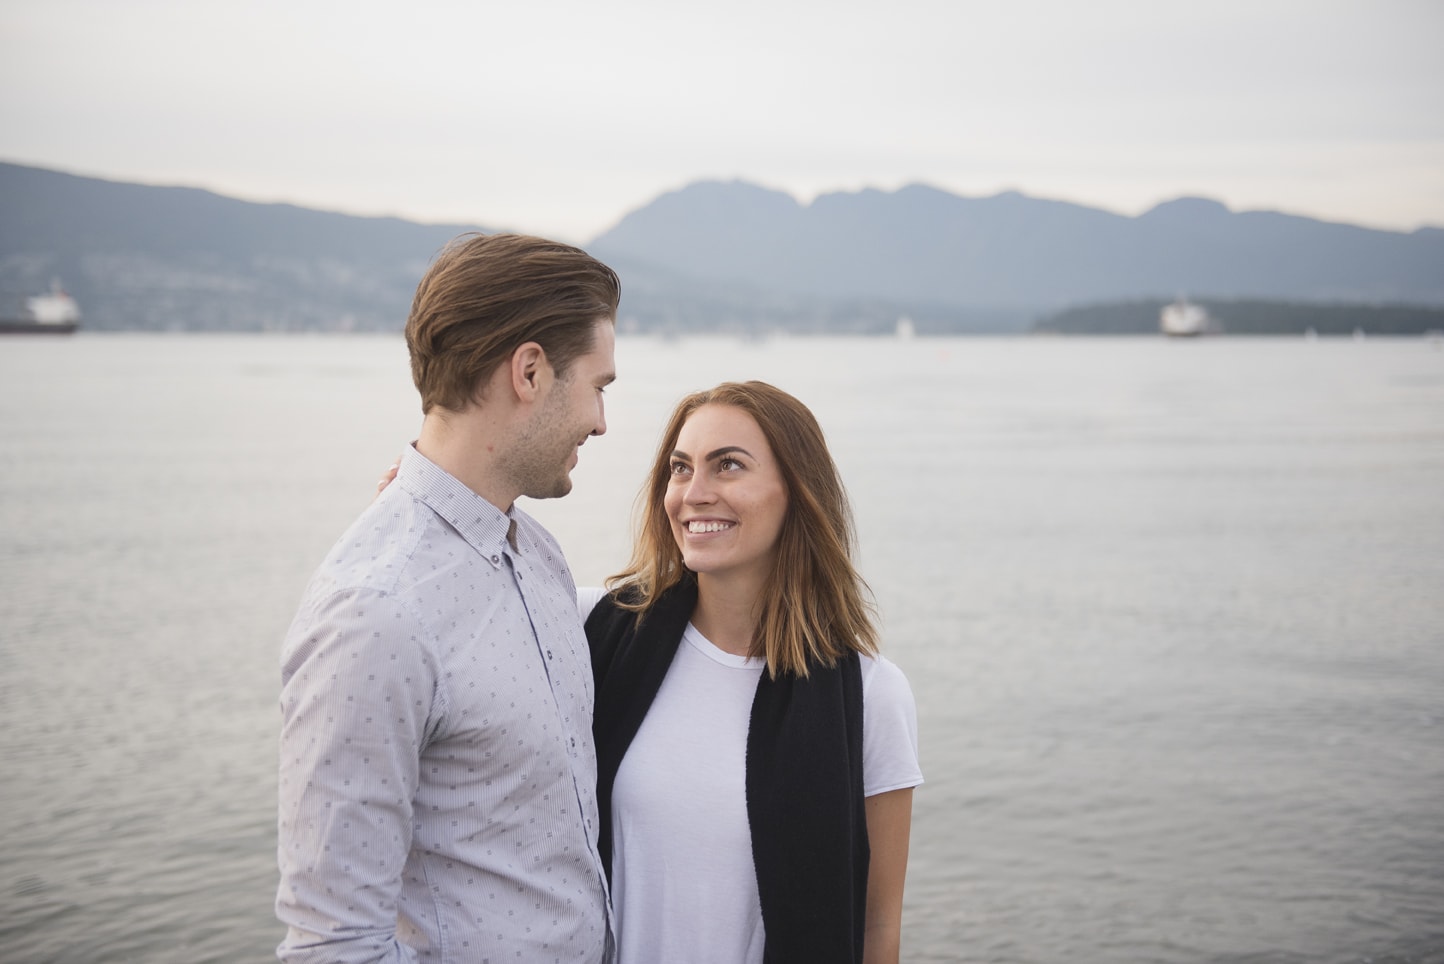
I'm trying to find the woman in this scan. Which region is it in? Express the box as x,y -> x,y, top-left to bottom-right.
581,380 -> 921,964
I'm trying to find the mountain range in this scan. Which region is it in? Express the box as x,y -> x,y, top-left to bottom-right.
3,161 -> 1441,333
0,162 -> 485,331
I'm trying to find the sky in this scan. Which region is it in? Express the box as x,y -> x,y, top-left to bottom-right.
2,0 -> 1442,244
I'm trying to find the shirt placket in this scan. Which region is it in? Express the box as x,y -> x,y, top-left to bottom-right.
503,539 -> 615,948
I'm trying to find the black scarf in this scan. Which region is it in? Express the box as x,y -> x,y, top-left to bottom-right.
585,579 -> 869,964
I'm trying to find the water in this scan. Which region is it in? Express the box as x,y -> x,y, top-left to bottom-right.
2,333 -> 1442,963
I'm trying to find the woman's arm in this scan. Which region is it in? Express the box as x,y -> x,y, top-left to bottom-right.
862,787 -> 914,964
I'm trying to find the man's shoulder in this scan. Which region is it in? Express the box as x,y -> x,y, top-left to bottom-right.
284,497 -> 442,667
311,491 -> 441,596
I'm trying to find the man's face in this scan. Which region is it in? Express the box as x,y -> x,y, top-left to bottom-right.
513,319 -> 616,500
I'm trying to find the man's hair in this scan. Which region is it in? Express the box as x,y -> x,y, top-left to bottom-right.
608,380 -> 879,677
405,233 -> 620,413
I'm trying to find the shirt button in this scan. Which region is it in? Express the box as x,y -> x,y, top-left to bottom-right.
546,650 -> 553,659
490,555 -> 500,564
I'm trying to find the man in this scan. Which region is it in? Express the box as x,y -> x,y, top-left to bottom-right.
276,233 -> 620,963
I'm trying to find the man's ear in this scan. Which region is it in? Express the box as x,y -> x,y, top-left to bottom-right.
510,342 -> 550,402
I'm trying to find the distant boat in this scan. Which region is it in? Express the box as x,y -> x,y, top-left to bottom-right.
1,281 -> 81,335
1160,297 -> 1210,337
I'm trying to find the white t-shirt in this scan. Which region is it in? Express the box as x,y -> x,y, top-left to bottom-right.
577,587 -> 923,964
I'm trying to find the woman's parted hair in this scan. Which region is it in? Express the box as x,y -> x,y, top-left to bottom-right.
406,233 -> 620,413
608,380 -> 879,677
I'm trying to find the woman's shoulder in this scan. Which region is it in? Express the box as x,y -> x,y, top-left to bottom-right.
857,651 -> 923,791
858,651 -> 913,695
857,652 -> 921,723
577,583 -> 650,621
576,585 -> 609,619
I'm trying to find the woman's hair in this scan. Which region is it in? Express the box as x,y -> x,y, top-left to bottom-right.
608,380 -> 878,677
406,233 -> 620,414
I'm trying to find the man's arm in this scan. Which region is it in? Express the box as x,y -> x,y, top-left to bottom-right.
276,588 -> 437,964
862,787 -> 914,964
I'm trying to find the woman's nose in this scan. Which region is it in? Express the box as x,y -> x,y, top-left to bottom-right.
683,473 -> 714,504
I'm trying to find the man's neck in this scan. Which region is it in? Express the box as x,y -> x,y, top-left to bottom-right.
415,407 -> 517,512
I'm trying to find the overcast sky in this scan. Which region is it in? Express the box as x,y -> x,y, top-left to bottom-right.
2,0 -> 1441,243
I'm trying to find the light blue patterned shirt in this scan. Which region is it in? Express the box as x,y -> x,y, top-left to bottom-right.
277,447 -> 612,964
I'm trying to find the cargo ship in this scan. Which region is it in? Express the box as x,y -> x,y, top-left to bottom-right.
1,282 -> 81,334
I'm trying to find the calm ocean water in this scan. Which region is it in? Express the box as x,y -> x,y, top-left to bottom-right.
1,332 -> 1442,963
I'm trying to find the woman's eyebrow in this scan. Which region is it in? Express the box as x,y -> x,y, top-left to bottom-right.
705,445 -> 753,461
670,445 -> 755,462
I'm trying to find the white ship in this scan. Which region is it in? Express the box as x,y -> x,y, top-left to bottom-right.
1160,297 -> 1209,337
1,281 -> 81,334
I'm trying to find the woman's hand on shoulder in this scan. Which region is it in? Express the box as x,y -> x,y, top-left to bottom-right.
374,456 -> 402,502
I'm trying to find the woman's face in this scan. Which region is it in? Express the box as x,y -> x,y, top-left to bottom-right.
663,404 -> 789,586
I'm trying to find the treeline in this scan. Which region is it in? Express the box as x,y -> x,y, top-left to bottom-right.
1032,299 -> 1444,335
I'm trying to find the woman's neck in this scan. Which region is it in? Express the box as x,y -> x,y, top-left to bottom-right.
690,572 -> 764,657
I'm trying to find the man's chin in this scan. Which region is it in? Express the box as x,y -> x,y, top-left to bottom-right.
525,476 -> 573,501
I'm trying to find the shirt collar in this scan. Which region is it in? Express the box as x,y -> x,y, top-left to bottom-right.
395,445 -> 516,569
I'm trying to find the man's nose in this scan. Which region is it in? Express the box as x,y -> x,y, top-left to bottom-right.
590,397 -> 607,437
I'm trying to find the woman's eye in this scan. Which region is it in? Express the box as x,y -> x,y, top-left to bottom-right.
669,462 -> 690,476
719,457 -> 741,471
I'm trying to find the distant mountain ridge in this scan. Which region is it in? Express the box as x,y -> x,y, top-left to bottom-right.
0,162 -> 488,330
3,161 -> 1442,333
589,180 -> 1444,320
